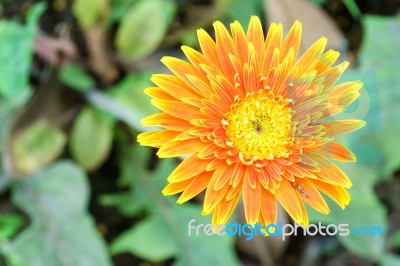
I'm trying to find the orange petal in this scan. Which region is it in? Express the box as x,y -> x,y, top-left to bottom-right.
158,137 -> 207,158
276,179 -> 305,224
312,157 -> 352,188
151,74 -> 201,100
197,28 -> 221,69
162,178 -> 194,195
315,49 -> 340,74
320,61 -> 350,90
214,163 -> 236,191
312,179 -> 350,209
226,176 -> 243,200
161,57 -> 209,95
323,91 -> 360,117
213,21 -> 237,79
144,87 -> 175,100
247,16 -> 264,66
203,168 -> 231,214
186,74 -> 215,98
206,157 -> 226,171
260,188 -> 277,225
298,193 -> 309,226
271,48 -> 295,96
295,178 -> 330,215
181,45 -> 216,79
176,171 -> 213,203
197,144 -> 222,159
231,20 -> 248,64
166,153 -> 210,182
308,142 -> 356,162
242,175 -> 261,225
141,113 -> 192,131
230,163 -> 246,188
137,130 -> 180,148
262,23 -> 283,76
281,20 -> 302,60
319,120 -> 366,137
212,193 -> 240,225
151,99 -> 204,120
295,37 -> 327,73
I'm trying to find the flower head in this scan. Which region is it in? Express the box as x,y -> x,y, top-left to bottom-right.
138,16 -> 365,227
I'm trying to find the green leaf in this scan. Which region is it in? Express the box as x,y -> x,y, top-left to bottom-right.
0,214 -> 24,241
108,145 -> 240,265
379,253 -> 400,266
111,216 -> 177,261
108,73 -> 157,119
0,89 -> 32,148
357,16 -> 400,176
72,0 -> 109,29
343,0 -> 362,19
307,0 -> 327,5
115,0 -> 176,60
11,120 -> 66,175
226,0 -> 264,29
106,0 -> 135,24
70,107 -> 115,171
58,64 -> 95,91
4,161 -> 112,266
392,230 -> 400,248
86,73 -> 158,132
0,3 -> 45,99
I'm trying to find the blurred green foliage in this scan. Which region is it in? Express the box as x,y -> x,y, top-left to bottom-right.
0,0 -> 400,265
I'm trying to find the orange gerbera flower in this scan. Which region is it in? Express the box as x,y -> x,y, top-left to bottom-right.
137,16 -> 365,227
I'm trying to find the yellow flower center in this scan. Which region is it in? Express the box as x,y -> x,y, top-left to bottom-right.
225,89 -> 293,162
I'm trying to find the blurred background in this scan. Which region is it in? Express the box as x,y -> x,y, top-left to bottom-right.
0,0 -> 400,265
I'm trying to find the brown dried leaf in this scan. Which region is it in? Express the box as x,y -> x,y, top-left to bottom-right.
84,24 -> 119,84
34,35 -> 77,66
265,0 -> 346,54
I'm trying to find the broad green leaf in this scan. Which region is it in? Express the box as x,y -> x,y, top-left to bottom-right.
70,107 -> 115,171
0,88 -> 32,148
11,120 -> 66,175
108,73 -> 157,120
111,216 -> 177,261
108,145 -> 240,266
0,214 -> 24,241
343,0 -> 362,19
85,90 -> 144,131
87,73 -> 157,132
0,3 -> 45,99
227,0 -> 264,29
106,0 -> 135,24
308,163 -> 387,260
72,0 -> 109,29
115,0 -> 176,60
58,64 -> 95,91
357,16 -> 400,176
4,161 -> 112,266
308,0 -> 327,5
379,253 -> 400,266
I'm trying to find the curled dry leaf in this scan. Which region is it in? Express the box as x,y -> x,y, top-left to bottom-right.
84,24 -> 119,84
33,35 -> 77,66
265,0 -> 347,55
3,71 -> 79,177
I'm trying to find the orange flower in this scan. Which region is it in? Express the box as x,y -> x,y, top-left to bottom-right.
138,16 -> 365,227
